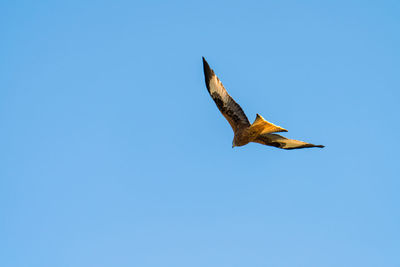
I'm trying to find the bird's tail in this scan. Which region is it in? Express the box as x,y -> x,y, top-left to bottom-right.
250,114 -> 288,134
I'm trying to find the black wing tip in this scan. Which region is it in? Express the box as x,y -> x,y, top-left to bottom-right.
202,57 -> 208,66
283,144 -> 325,150
202,57 -> 210,70
202,57 -> 214,92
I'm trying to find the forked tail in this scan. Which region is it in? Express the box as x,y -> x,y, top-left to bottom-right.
250,114 -> 288,134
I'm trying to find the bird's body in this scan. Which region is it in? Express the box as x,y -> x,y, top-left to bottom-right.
202,57 -> 324,150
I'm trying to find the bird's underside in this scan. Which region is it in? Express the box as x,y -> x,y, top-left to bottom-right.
202,57 -> 324,150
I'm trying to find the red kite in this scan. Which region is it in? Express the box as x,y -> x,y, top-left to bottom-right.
203,57 -> 324,150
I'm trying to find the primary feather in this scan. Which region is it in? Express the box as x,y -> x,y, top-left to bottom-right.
254,133 -> 325,150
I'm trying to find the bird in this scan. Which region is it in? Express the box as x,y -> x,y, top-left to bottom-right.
202,57 -> 324,150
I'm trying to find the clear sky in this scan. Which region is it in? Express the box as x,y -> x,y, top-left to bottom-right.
1,1 -> 399,266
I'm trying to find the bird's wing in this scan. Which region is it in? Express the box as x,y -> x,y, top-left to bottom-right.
203,57 -> 250,133
254,133 -> 324,150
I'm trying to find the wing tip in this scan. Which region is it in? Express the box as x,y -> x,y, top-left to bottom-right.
202,57 -> 211,70
202,56 -> 208,67
202,56 -> 214,91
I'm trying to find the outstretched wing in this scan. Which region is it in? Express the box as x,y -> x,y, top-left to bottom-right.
203,57 -> 250,133
254,133 -> 324,150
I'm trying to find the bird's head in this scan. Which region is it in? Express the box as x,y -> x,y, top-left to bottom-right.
232,140 -> 236,148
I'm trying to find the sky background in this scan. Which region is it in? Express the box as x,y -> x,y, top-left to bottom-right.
1,1 -> 400,266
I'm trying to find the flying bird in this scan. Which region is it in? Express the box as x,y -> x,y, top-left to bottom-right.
202,57 -> 324,150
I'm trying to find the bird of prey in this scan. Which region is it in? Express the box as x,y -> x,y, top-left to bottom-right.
202,57 -> 324,150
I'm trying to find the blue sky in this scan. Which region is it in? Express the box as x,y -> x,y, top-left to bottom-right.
1,1 -> 399,266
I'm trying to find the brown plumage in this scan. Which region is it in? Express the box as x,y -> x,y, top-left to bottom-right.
202,57 -> 324,150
